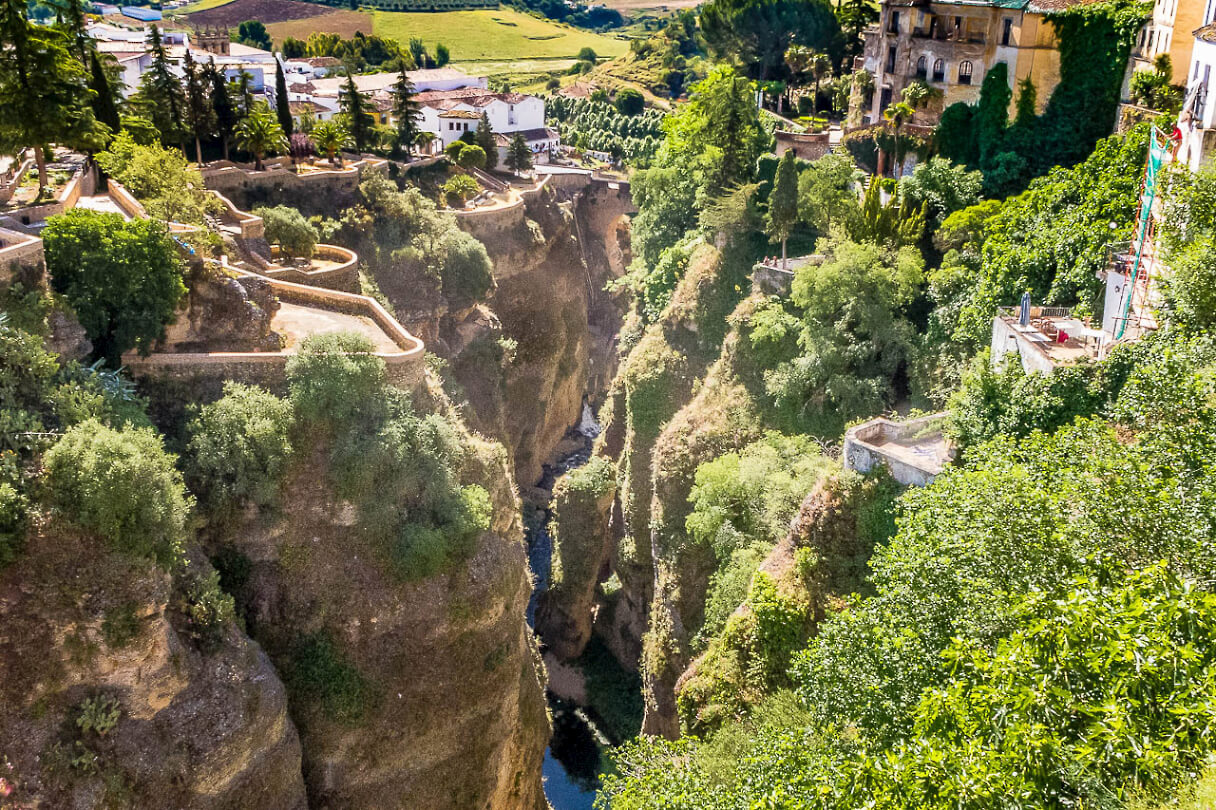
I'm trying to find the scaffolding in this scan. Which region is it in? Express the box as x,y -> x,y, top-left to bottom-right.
1113,126 -> 1170,341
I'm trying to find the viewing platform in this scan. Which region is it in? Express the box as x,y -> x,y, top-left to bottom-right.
844,413 -> 955,487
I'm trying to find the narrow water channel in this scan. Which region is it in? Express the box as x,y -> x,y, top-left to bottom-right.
526,405 -> 606,809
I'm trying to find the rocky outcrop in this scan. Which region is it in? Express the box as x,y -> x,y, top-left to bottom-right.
160,264 -> 282,353
536,456 -> 618,660
0,525 -> 307,809
208,386 -> 549,810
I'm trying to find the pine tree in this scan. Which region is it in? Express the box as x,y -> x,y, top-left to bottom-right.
182,50 -> 216,165
136,24 -> 185,147
340,73 -> 374,153
89,51 -> 122,137
0,2 -> 100,188
206,58 -> 237,160
274,58 -> 294,137
765,148 -> 798,269
505,132 -> 532,176
474,112 -> 497,171
390,68 -> 421,158
58,0 -> 88,59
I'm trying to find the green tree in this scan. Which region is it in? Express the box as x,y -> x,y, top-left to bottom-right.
765,148 -> 799,268
474,112 -> 497,171
442,173 -> 478,206
435,42 -> 450,66
577,46 -> 598,63
975,61 -> 1012,170
96,130 -> 220,224
881,100 -> 914,178
897,157 -> 983,230
286,331 -> 386,425
43,420 -> 190,566
340,74 -> 375,153
390,69 -> 421,159
182,49 -> 216,165
615,87 -> 645,116
274,58 -> 293,137
234,100 -> 288,170
255,204 -> 318,259
455,143 -> 486,170
749,238 -> 924,434
135,24 -> 185,148
237,19 -> 271,50
42,209 -> 186,362
89,51 -> 122,138
205,58 -> 237,161
311,118 -> 351,166
699,0 -> 839,80
797,151 -> 861,236
0,7 -> 100,189
505,132 -> 532,175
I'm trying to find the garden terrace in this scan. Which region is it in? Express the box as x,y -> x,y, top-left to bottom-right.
990,307 -> 1108,374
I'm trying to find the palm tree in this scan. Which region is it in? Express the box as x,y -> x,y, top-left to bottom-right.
882,101 -> 914,178
311,119 -> 351,167
811,53 -> 832,112
414,131 -> 436,155
234,102 -> 287,170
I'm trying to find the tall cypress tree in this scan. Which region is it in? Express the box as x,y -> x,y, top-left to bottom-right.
206,58 -> 237,160
764,148 -> 798,269
390,68 -> 421,158
274,58 -> 293,136
136,24 -> 185,147
474,111 -> 497,171
89,51 -> 121,137
182,49 -> 216,164
339,73 -> 374,153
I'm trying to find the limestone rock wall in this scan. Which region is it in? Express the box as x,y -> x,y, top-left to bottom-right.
0,528 -> 307,809
207,388 -> 549,810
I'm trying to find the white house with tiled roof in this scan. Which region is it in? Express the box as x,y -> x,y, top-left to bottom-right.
414,87 -> 547,149
1179,5 -> 1216,171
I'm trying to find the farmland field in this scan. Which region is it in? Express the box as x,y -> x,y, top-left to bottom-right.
371,8 -> 628,61
179,0 -> 628,63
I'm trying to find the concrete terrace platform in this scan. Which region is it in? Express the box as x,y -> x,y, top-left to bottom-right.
273,301 -> 400,353
844,413 -> 955,487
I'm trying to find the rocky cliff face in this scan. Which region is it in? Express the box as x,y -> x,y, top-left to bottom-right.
0,525 -> 307,809
205,383 -> 549,810
453,183 -> 631,489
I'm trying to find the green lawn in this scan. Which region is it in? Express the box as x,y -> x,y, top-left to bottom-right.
371,7 -> 629,61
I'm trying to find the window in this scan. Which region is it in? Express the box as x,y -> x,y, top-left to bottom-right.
880,86 -> 893,110
959,60 -> 973,84
932,58 -> 945,82
915,55 -> 927,78
953,15 -> 962,36
886,45 -> 897,72
888,10 -> 900,33
1002,18 -> 1013,45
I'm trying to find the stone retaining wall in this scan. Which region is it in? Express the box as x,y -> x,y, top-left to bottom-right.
0,225 -> 44,285
262,243 -> 360,292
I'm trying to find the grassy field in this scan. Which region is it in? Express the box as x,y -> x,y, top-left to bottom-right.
371,8 -> 629,61
181,1 -> 629,65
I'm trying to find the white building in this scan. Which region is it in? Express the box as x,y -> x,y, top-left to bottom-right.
415,88 -> 546,145
1179,13 -> 1216,171
89,22 -> 273,97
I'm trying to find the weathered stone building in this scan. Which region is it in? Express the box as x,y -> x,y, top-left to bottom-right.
855,0 -> 1097,126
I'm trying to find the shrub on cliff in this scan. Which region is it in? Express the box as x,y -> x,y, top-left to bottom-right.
187,382 -> 294,514
42,420 -> 190,566
286,332 -> 387,425
439,229 -> 494,304
255,204 -> 317,259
